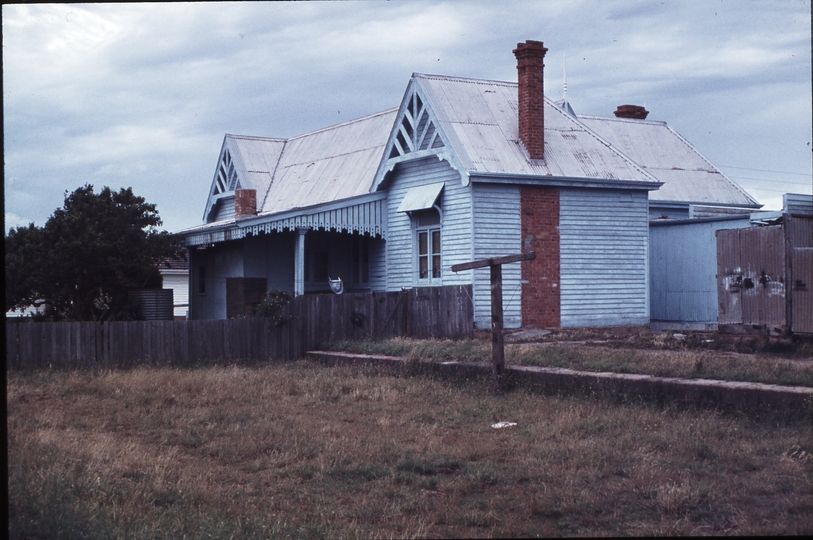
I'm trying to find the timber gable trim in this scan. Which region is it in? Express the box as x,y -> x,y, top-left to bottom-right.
204,140 -> 238,221
372,77 -> 468,192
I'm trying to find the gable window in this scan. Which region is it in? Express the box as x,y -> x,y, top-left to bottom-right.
413,207 -> 441,283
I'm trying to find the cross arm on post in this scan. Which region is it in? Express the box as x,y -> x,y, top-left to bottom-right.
451,251 -> 536,273
450,252 -> 535,393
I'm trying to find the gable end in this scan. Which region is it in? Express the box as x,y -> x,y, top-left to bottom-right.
372,78 -> 466,192
204,140 -> 245,222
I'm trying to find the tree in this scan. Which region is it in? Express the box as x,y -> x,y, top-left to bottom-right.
5,185 -> 186,321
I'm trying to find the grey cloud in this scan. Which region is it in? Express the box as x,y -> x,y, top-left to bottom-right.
3,0 -> 810,234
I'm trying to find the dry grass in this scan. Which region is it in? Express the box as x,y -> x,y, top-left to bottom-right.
8,361 -> 813,538
329,334 -> 813,387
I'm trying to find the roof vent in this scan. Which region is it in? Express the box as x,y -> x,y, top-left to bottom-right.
613,104 -> 649,120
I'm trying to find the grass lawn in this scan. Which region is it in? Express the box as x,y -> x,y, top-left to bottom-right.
7,360 -> 813,538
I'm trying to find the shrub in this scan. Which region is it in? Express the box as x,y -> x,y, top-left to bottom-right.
252,289 -> 293,321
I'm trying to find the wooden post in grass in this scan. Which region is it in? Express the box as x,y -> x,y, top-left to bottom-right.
452,252 -> 536,392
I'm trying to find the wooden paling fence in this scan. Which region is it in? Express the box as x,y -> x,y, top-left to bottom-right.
6,285 -> 473,370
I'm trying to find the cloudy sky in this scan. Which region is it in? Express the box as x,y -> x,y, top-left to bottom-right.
3,0 -> 811,234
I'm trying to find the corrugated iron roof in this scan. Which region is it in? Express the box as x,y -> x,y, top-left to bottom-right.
193,71 -> 758,237
577,115 -> 760,207
412,73 -> 659,184
223,108 -> 397,217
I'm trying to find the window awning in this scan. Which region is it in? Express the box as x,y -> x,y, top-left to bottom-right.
396,182 -> 444,213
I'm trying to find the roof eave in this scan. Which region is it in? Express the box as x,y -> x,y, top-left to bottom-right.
650,199 -> 763,210
468,171 -> 663,191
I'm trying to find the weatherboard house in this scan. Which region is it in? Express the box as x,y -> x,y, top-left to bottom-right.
181,40 -> 758,328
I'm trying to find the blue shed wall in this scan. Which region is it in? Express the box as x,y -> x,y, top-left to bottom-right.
650,216 -> 750,325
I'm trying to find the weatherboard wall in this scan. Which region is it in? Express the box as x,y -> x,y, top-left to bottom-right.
558,188 -> 650,327
471,183 -> 523,329
384,156 -> 473,292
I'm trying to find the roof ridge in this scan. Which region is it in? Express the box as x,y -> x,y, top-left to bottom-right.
660,124 -> 759,206
577,114 -> 667,126
413,72 -> 518,87
225,134 -> 287,142
286,107 -> 399,141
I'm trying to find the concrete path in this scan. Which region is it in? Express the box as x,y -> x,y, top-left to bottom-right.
306,350 -> 813,416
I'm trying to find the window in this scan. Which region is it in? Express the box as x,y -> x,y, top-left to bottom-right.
413,207 -> 441,283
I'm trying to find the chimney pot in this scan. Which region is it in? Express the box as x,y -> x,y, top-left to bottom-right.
513,40 -> 548,160
614,104 -> 649,120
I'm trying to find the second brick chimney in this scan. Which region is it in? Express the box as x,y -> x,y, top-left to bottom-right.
234,189 -> 257,219
614,104 -> 649,120
513,40 -> 549,160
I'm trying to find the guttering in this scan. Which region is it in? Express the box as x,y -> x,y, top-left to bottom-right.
649,215 -> 752,226
652,199 -> 763,210
467,171 -> 663,191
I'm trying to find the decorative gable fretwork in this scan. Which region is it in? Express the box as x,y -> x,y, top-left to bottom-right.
215,149 -> 240,194
388,91 -> 444,159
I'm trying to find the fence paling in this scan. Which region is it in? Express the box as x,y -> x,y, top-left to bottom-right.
7,286 -> 473,369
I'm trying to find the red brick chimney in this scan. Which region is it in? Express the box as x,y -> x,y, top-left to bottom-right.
234,189 -> 257,219
614,104 -> 649,119
513,40 -> 549,160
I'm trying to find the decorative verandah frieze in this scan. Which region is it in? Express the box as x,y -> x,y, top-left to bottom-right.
184,191 -> 387,247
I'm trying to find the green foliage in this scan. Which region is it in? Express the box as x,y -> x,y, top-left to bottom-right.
5,184 -> 185,321
252,289 -> 293,321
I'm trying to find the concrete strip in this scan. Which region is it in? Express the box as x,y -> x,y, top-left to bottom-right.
306,351 -> 813,415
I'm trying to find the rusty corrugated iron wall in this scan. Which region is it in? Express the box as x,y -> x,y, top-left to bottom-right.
716,216 -> 813,334
787,216 -> 813,334
791,248 -> 813,334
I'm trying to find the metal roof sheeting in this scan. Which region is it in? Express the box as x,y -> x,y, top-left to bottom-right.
184,192 -> 387,246
412,74 -> 659,185
396,182 -> 444,212
577,115 -> 759,207
221,109 -> 397,219
189,71 -> 760,243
